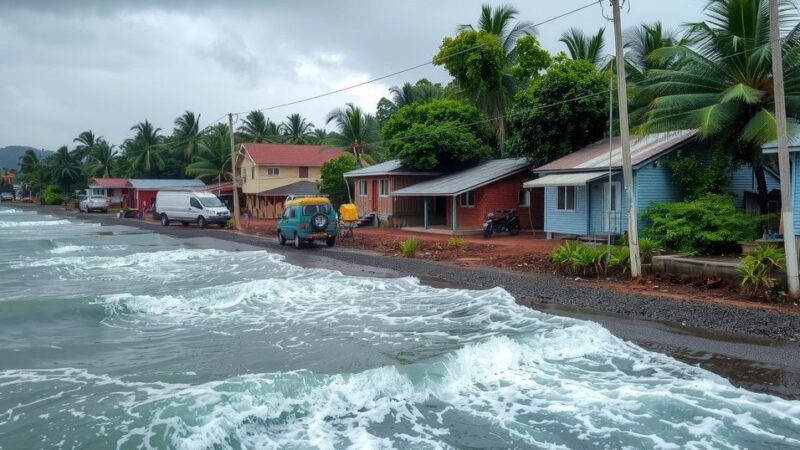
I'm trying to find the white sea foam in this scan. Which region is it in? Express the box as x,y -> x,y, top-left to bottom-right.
20,248 -> 230,268
0,219 -> 72,228
49,244 -> 129,254
0,208 -> 24,214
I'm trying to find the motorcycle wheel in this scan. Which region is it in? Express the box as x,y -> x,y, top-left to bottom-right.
509,223 -> 521,236
483,225 -> 492,239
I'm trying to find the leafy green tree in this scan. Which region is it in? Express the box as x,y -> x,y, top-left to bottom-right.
237,111 -> 278,143
511,35 -> 551,82
73,130 -> 100,162
85,140 -> 118,178
186,124 -> 232,184
319,152 -> 358,207
639,0 -> 800,213
310,128 -> 328,144
45,146 -> 82,195
436,4 -> 533,149
325,103 -> 380,167
279,113 -> 315,144
376,80 -> 444,125
123,120 -> 165,176
505,56 -> 609,165
382,98 -> 493,171
559,28 -> 606,66
18,149 -> 41,196
172,111 -> 202,162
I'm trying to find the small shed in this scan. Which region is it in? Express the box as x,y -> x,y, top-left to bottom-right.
255,180 -> 320,219
343,160 -> 438,227
128,179 -> 206,212
392,158 -> 539,233
87,178 -> 130,206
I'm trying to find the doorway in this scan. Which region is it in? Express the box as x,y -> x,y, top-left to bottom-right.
371,180 -> 379,211
603,182 -> 621,232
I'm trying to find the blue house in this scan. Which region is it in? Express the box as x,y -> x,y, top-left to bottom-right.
527,130 -> 778,239
763,131 -> 800,235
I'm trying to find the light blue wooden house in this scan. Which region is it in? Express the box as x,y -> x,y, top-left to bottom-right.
527,130 -> 779,239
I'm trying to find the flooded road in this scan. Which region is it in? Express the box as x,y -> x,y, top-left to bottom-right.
1,207 -> 799,449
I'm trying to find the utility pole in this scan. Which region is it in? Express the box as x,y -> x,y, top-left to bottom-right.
769,0 -> 800,298
228,113 -> 242,230
611,0 -> 641,278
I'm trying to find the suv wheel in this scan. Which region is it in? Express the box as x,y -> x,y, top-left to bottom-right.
160,214 -> 169,226
294,233 -> 302,249
198,216 -> 207,228
278,230 -> 286,245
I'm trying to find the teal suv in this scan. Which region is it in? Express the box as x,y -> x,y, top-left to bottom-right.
277,197 -> 338,248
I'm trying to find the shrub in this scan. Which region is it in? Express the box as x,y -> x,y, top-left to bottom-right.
447,237 -> 465,250
739,246 -> 785,299
638,237 -> 663,264
399,237 -> 419,257
225,218 -> 238,230
42,185 -> 64,205
641,194 -> 764,255
550,241 -> 630,277
607,245 -> 630,275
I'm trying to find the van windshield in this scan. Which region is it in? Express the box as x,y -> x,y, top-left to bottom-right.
199,196 -> 225,208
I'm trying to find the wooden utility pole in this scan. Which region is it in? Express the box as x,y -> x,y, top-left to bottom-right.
611,0 -> 641,277
769,0 -> 800,298
228,113 -> 242,230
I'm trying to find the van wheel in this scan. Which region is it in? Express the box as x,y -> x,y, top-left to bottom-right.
160,214 -> 169,226
326,236 -> 336,247
181,221 -> 189,227
278,230 -> 286,245
198,216 -> 207,228
294,233 -> 302,249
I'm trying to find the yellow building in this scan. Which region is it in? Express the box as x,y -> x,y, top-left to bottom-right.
237,143 -> 342,218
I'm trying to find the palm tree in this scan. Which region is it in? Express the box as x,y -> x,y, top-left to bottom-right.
559,28 -> 606,66
73,130 -> 100,162
237,111 -> 278,143
639,0 -> 800,212
86,140 -> 118,178
458,4 -> 534,148
19,149 -> 39,177
279,113 -> 315,144
325,103 -> 380,167
172,111 -> 202,162
124,120 -> 165,176
186,124 -> 232,183
46,146 -> 82,194
310,128 -> 328,144
389,83 -> 418,109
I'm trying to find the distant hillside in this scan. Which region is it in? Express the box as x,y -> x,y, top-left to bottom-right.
0,146 -> 53,172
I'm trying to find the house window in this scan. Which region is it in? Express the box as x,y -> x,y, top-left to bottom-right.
379,179 -> 389,197
299,166 -> 309,178
251,167 -> 255,180
242,167 -> 247,183
267,167 -> 280,177
459,190 -> 475,207
359,180 -> 367,196
519,189 -> 530,207
557,186 -> 576,211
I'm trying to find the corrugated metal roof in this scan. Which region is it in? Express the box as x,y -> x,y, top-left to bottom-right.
128,179 -> 206,189
524,172 -> 611,187
763,126 -> 800,152
257,181 -> 319,196
343,160 -> 435,177
392,158 -> 530,196
534,130 -> 697,173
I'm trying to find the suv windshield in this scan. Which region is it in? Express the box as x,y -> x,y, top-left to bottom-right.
302,204 -> 330,215
199,196 -> 224,208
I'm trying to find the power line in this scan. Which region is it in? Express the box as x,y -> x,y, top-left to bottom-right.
232,1 -> 600,116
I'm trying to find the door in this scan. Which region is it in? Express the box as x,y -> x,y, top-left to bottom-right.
603,182 -> 621,232
299,166 -> 309,178
371,180 -> 379,211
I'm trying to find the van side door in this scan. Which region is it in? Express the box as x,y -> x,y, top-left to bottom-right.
189,197 -> 203,218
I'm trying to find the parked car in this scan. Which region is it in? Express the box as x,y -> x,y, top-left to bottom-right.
79,195 -> 109,213
0,192 -> 13,202
277,197 -> 338,248
155,190 -> 230,228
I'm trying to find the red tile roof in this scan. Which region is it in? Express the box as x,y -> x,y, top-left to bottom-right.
241,144 -> 343,166
89,178 -> 129,188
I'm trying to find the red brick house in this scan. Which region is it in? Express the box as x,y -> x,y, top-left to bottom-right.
343,160 -> 438,227
391,158 -> 543,234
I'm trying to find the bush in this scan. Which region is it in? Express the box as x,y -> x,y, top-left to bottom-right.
447,237 -> 465,250
42,185 -> 64,205
638,237 -> 663,264
549,241 -> 630,277
738,246 -> 785,299
225,218 -> 238,230
607,245 -> 630,275
399,237 -> 419,257
641,194 -> 764,255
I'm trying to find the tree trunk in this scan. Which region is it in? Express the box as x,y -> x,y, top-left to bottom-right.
753,164 -> 769,215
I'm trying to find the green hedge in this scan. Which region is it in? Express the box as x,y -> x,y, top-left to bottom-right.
42,185 -> 64,205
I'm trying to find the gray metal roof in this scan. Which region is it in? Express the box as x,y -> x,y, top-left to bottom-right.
763,126 -> 800,152
257,180 -> 319,196
127,179 -> 206,189
392,158 -> 530,197
343,159 -> 434,177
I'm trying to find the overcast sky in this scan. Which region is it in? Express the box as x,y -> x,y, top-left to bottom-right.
1,0 -> 703,150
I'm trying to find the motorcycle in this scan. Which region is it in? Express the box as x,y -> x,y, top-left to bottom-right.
482,209 -> 521,238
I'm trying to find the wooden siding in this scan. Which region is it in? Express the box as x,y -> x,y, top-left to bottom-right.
351,174 -> 432,220
729,163 -> 780,209
543,185 -> 589,235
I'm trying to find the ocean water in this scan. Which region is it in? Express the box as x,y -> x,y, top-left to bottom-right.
1,207 -> 799,450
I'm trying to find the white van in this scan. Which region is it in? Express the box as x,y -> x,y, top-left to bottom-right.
154,190 -> 230,228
